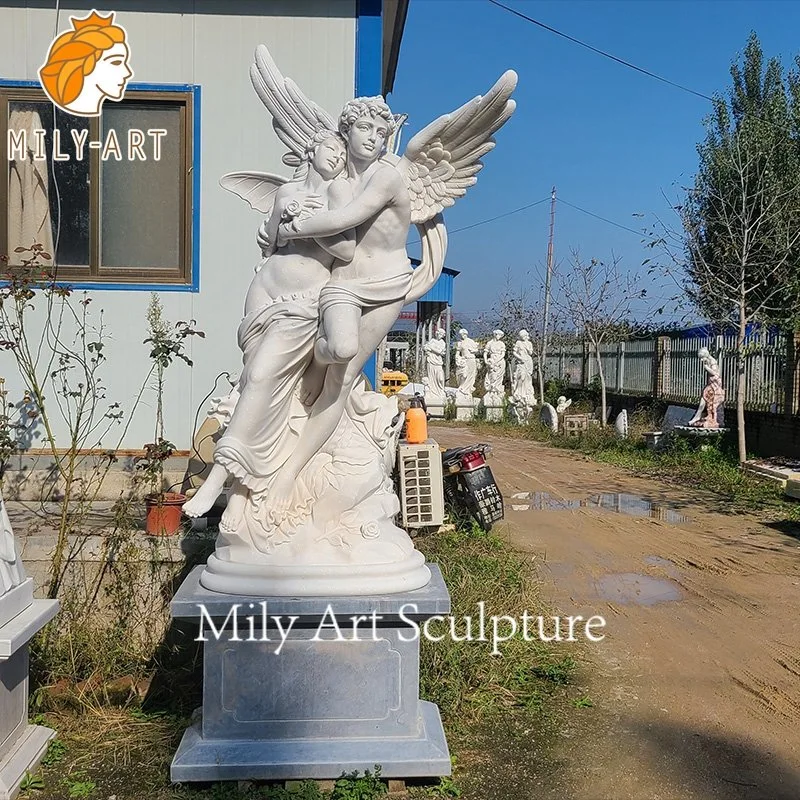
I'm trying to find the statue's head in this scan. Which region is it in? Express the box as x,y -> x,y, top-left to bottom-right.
306,131 -> 347,180
493,329 -> 505,340
39,11 -> 131,114
698,346 -> 710,360
519,329 -> 530,341
339,96 -> 396,163
458,328 -> 468,340
435,328 -> 445,340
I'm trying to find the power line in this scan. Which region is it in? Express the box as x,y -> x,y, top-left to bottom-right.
487,0 -> 714,103
408,196 -> 550,245
559,198 -> 643,236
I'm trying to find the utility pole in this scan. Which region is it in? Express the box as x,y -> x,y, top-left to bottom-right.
539,185 -> 557,403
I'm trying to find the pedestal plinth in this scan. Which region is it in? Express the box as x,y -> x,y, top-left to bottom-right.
170,565 -> 451,783
0,580 -> 59,800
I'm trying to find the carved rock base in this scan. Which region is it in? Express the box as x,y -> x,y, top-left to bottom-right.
171,565 -> 452,782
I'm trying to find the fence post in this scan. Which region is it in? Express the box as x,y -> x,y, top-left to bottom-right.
617,341 -> 625,392
559,348 -> 565,381
654,336 -> 671,398
785,331 -> 800,417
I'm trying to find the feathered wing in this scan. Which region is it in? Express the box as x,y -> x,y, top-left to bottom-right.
250,44 -> 337,167
399,70 -> 517,303
398,70 -> 517,225
219,171 -> 287,214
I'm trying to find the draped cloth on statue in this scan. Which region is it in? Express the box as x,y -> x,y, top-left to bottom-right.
214,290 -> 319,493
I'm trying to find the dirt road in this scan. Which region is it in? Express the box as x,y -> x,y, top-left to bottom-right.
434,426 -> 800,800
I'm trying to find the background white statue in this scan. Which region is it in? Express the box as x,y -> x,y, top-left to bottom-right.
423,328 -> 447,402
510,329 -> 536,409
193,45 -> 516,595
556,395 -> 573,414
0,493 -> 26,595
454,328 -> 479,399
483,329 -> 507,402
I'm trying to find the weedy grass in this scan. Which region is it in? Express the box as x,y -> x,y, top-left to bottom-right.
414,522 -> 578,728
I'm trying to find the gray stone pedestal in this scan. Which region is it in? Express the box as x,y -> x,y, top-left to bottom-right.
0,579 -> 59,800
170,565 -> 451,783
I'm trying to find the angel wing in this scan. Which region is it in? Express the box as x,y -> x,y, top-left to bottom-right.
398,70 -> 517,225
250,45 -> 337,167
219,171 -> 287,214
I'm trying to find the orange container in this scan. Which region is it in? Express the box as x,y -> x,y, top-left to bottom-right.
145,491 -> 186,536
405,398 -> 428,444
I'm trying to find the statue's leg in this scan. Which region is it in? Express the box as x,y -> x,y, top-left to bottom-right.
183,462 -> 228,517
688,397 -> 705,425
266,299 -> 406,514
315,303 -> 361,364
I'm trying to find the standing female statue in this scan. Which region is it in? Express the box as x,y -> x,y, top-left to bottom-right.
423,328 -> 447,402
483,330 -> 507,400
454,329 -> 479,398
511,329 -> 536,408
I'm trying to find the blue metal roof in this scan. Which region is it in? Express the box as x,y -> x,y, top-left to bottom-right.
410,257 -> 459,305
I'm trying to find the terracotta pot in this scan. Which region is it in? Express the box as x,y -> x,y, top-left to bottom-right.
144,492 -> 186,536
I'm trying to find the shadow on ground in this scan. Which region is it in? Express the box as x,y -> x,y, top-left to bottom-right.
632,719 -> 800,800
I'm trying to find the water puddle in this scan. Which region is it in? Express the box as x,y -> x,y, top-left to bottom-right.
509,491 -> 689,524
595,572 -> 682,606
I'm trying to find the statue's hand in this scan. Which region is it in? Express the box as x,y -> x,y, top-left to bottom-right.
282,193 -> 323,222
256,219 -> 273,258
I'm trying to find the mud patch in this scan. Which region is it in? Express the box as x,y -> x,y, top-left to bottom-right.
595,572 -> 682,606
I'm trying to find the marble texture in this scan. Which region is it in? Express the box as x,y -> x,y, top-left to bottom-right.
180,44 -> 516,597
170,566 -> 451,782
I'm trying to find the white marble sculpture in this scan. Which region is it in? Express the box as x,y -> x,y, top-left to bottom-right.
615,409 -> 629,439
454,328 -> 479,400
483,330 -> 507,402
183,45 -> 517,595
0,497 -> 25,596
510,329 -> 536,421
540,402 -> 559,432
556,395 -> 573,415
423,328 -> 447,403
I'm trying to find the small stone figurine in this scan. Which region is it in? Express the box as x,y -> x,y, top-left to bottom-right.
688,347 -> 724,429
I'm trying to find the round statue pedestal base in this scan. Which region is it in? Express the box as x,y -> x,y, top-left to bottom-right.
200,551 -> 431,597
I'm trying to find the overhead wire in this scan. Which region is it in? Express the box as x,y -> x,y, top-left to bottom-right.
487,0 -> 714,102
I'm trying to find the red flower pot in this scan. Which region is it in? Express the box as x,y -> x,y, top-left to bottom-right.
144,492 -> 186,536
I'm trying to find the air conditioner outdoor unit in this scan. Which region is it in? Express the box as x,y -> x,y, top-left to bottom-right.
397,440 -> 445,528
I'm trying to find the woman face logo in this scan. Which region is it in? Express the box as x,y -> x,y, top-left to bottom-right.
38,10 -> 133,117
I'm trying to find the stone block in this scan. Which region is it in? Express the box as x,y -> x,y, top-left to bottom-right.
170,566 -> 452,783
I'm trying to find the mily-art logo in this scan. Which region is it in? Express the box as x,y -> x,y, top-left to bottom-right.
39,9 -> 132,117
5,9 -> 167,163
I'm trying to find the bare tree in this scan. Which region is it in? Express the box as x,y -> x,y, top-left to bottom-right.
654,133 -> 800,462
558,252 -> 643,426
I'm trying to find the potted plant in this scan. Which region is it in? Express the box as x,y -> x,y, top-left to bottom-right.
137,294 -> 204,535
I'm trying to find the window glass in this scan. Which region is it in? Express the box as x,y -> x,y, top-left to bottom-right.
100,103 -> 182,270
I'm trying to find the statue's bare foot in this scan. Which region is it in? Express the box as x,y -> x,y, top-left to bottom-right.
299,360 -> 328,406
183,482 -> 221,518
220,483 -> 248,532
264,474 -> 296,520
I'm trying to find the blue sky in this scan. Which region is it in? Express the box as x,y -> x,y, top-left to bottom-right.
388,0 -> 800,323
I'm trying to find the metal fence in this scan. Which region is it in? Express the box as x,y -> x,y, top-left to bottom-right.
545,329 -> 791,413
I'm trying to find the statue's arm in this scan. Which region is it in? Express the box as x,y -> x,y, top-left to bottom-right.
314,179 -> 356,262
282,167 -> 400,239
